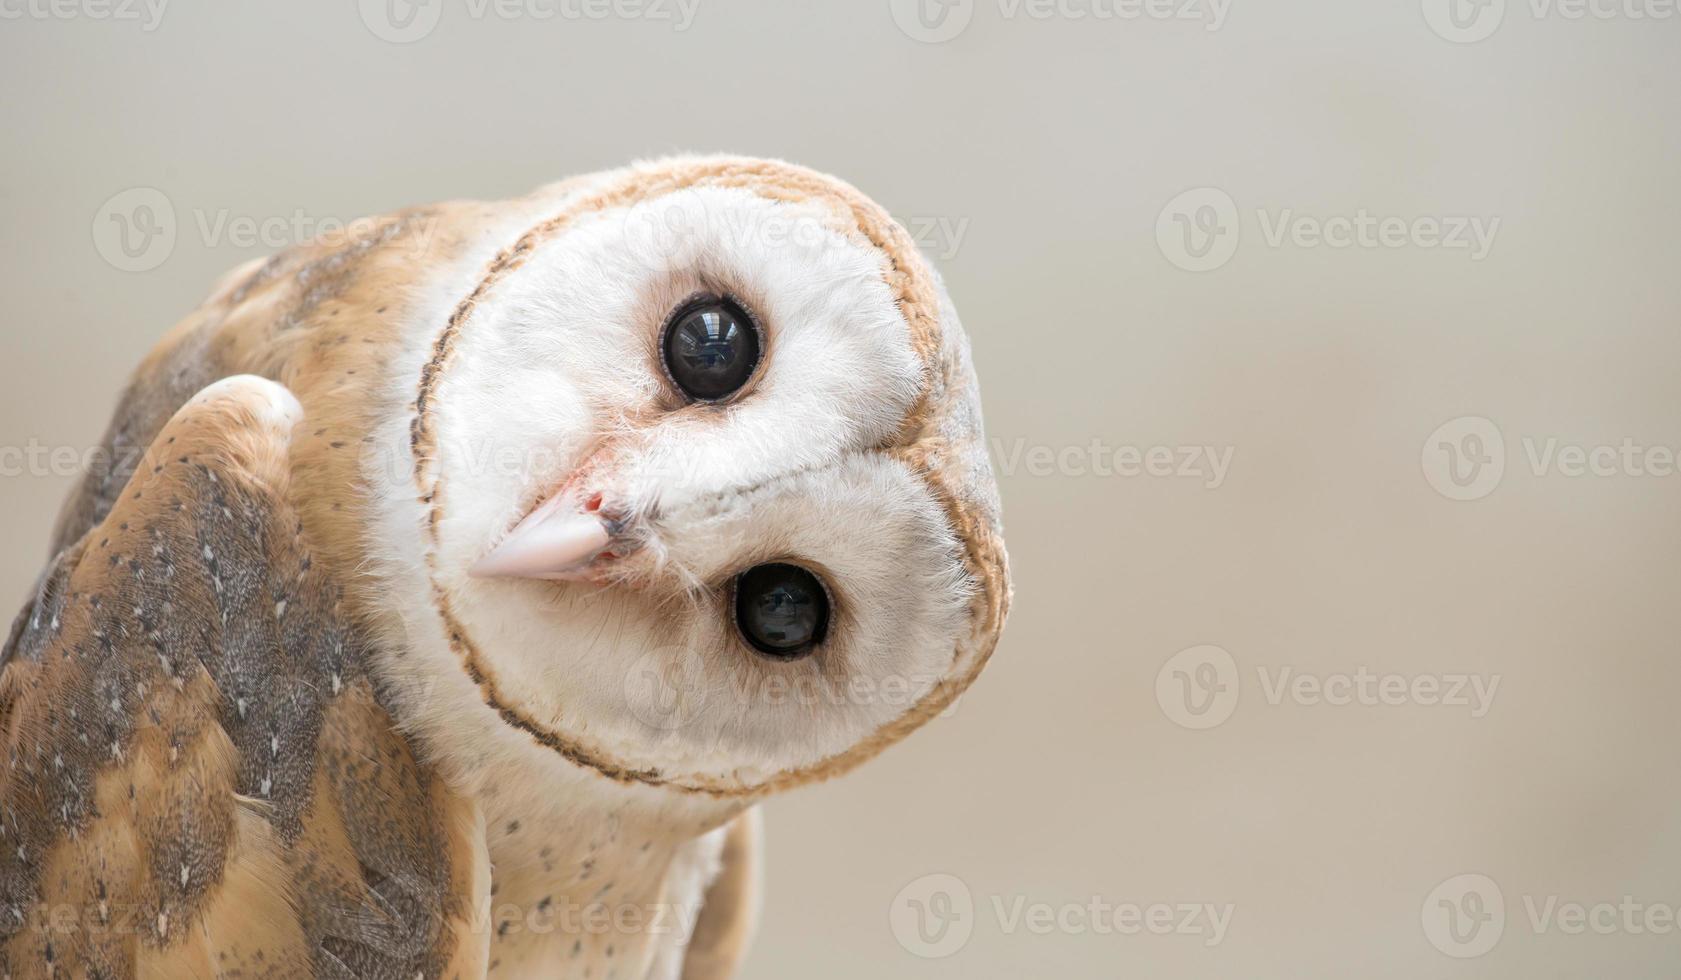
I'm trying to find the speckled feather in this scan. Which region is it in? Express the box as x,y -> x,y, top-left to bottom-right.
0,382 -> 487,979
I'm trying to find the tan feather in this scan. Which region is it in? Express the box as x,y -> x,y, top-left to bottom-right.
1,378 -> 482,979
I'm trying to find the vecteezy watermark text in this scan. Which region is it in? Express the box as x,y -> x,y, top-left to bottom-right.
1156,645 -> 1500,730
1423,872 -> 1681,959
889,0 -> 1232,42
889,873 -> 1234,958
0,0 -> 166,29
991,438 -> 1234,487
1422,0 -> 1680,43
22,894 -> 707,942
1422,415 -> 1681,501
1156,187 -> 1500,272
92,187 -> 446,273
1,434 -> 1237,492
622,648 -> 957,731
359,0 -> 701,43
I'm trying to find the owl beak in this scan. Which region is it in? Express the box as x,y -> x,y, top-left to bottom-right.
469,493 -> 615,581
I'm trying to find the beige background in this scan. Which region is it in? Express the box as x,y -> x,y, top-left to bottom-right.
3,1 -> 1680,977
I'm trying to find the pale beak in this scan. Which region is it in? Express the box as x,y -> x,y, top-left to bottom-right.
469,493 -> 613,581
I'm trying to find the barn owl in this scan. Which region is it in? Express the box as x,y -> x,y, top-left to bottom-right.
0,156 -> 1010,979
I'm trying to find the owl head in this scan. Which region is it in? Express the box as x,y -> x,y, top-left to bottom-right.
374,157 -> 1009,807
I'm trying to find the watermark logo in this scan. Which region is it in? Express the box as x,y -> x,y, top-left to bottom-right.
361,0 -> 700,41
1422,873 -> 1506,958
609,634 -> 956,732
1421,0 -> 1507,41
1424,0 -> 1678,42
1156,187 -> 1240,272
464,895 -> 703,940
890,0 -> 976,41
1157,189 -> 1501,271
359,0 -> 442,42
89,187 -> 445,273
1422,416 -> 1681,501
25,893 -> 707,941
890,874 -> 976,958
889,874 -> 1234,957
1157,646 -> 1500,730
1422,416 -> 1506,501
1155,644 -> 1240,730
622,647 -> 709,731
1422,873 -> 1681,957
92,187 -> 176,273
892,0 -> 1231,42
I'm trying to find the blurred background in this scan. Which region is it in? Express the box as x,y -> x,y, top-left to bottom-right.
3,2 -> 1679,977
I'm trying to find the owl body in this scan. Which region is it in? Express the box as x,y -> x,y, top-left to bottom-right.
0,157 -> 1009,978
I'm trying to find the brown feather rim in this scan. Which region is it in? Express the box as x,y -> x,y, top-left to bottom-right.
410,157 -> 1009,798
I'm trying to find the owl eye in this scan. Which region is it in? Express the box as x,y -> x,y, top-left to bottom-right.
661,298 -> 761,402
734,563 -> 830,660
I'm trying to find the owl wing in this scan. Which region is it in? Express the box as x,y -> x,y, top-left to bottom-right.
0,377 -> 489,980
680,808 -> 762,980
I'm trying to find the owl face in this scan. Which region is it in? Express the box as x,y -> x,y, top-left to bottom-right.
384,159 -> 1007,798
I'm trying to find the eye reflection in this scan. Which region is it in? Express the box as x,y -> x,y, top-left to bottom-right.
662,300 -> 761,401
734,563 -> 830,660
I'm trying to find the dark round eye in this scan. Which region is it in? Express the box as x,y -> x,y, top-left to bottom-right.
734,563 -> 830,660
661,299 -> 761,402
